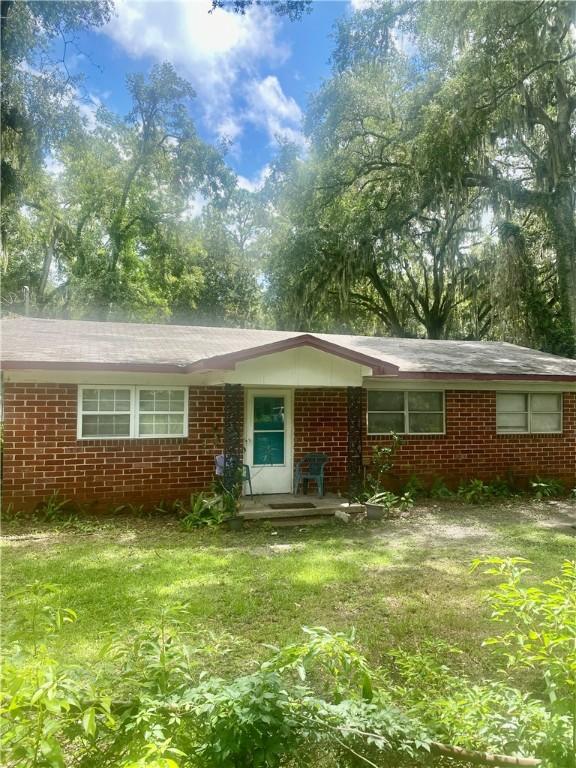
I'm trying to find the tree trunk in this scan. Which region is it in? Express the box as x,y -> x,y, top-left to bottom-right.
545,180 -> 576,348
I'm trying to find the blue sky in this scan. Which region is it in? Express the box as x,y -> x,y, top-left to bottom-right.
67,1 -> 359,189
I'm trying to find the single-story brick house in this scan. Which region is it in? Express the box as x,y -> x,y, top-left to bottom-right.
1,316 -> 575,511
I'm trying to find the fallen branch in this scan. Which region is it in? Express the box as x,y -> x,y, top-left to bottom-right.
430,741 -> 541,767
305,715 -> 542,768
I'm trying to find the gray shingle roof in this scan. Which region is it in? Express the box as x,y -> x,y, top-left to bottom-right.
2,317 -> 575,378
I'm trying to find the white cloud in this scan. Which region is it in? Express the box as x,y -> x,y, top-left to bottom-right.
104,0 -> 292,148
77,92 -> 102,131
390,26 -> 419,59
350,0 -> 376,9
44,153 -> 64,178
237,164 -> 271,192
182,191 -> 207,220
216,115 -> 243,144
349,2 -> 418,58
244,75 -> 305,147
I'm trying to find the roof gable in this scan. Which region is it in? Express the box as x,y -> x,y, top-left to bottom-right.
186,334 -> 399,375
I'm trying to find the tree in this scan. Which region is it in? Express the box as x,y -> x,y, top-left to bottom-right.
2,63 -> 250,322
265,64 -> 492,339
1,0 -> 113,262
331,0 -> 576,349
210,0 -> 311,20
193,192 -> 267,327
262,1 -> 574,351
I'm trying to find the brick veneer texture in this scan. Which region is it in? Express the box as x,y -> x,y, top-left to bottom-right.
1,384 -> 228,511
364,389 -> 576,489
293,388 -> 349,494
2,384 -> 574,510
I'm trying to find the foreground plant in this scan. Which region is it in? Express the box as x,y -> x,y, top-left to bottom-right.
2,562 -> 575,767
472,557 -> 576,767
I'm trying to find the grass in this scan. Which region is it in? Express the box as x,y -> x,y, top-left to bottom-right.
2,498 -> 575,678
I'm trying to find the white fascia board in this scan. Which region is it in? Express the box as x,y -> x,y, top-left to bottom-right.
364,377 -> 575,393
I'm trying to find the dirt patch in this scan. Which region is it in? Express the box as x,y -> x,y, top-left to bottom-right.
2,498 -> 575,552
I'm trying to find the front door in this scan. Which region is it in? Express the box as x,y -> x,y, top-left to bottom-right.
245,390 -> 292,494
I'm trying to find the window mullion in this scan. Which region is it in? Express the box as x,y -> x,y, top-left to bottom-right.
131,387 -> 137,438
404,391 -> 409,434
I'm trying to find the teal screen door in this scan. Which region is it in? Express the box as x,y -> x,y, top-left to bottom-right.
253,396 -> 285,465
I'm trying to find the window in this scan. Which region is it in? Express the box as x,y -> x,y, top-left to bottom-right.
138,389 -> 186,437
496,393 -> 562,434
80,388 -> 131,438
78,386 -> 188,439
367,390 -> 444,435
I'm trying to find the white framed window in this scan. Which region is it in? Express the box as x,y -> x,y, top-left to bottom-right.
367,391 -> 445,435
138,388 -> 187,437
78,387 -> 132,438
78,386 -> 188,439
496,393 -> 562,434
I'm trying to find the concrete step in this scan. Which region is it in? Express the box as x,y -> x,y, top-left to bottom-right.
240,503 -> 364,521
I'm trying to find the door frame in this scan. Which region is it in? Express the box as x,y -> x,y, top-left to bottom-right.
244,388 -> 293,494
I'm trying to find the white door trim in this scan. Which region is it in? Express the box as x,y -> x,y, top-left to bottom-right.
244,388 -> 293,495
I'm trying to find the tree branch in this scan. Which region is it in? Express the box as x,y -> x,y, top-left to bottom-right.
463,174 -> 550,209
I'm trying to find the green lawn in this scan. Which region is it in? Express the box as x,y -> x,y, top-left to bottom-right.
2,500 -> 575,677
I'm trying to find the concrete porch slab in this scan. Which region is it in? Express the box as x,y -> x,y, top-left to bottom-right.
239,493 -> 364,521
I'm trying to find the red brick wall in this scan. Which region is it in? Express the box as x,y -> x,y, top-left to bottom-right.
1,383 -> 228,511
2,384 -> 574,511
293,388 -> 349,493
364,390 -> 576,488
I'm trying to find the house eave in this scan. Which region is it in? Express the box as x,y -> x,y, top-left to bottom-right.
393,371 -> 576,382
3,360 -> 575,384
1,360 -> 191,374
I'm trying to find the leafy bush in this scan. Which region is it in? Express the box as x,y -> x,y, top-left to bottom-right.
3,564 -> 575,767
113,502 -> 147,516
457,478 -> 515,504
530,476 -> 566,499
429,477 -> 454,499
2,502 -> 22,523
360,434 -> 403,500
471,556 -> 576,763
34,491 -> 73,522
115,489 -> 237,529
402,475 -> 426,499
489,476 -> 517,497
364,490 -> 414,516
383,641 -> 571,765
175,493 -> 226,529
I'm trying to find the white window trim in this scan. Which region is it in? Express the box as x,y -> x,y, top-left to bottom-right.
367,390 -> 445,436
496,392 -> 563,435
77,385 -> 189,440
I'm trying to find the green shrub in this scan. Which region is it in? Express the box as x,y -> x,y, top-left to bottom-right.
112,502 -> 147,516
383,643 -> 571,765
530,476 -> 565,499
402,475 -> 426,499
360,434 -> 403,500
2,502 -> 22,523
471,557 -> 576,766
176,493 -> 226,529
457,479 -> 491,504
3,564 -> 575,767
429,477 -> 454,499
34,491 -> 72,522
457,478 -> 515,504
364,490 -> 414,515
